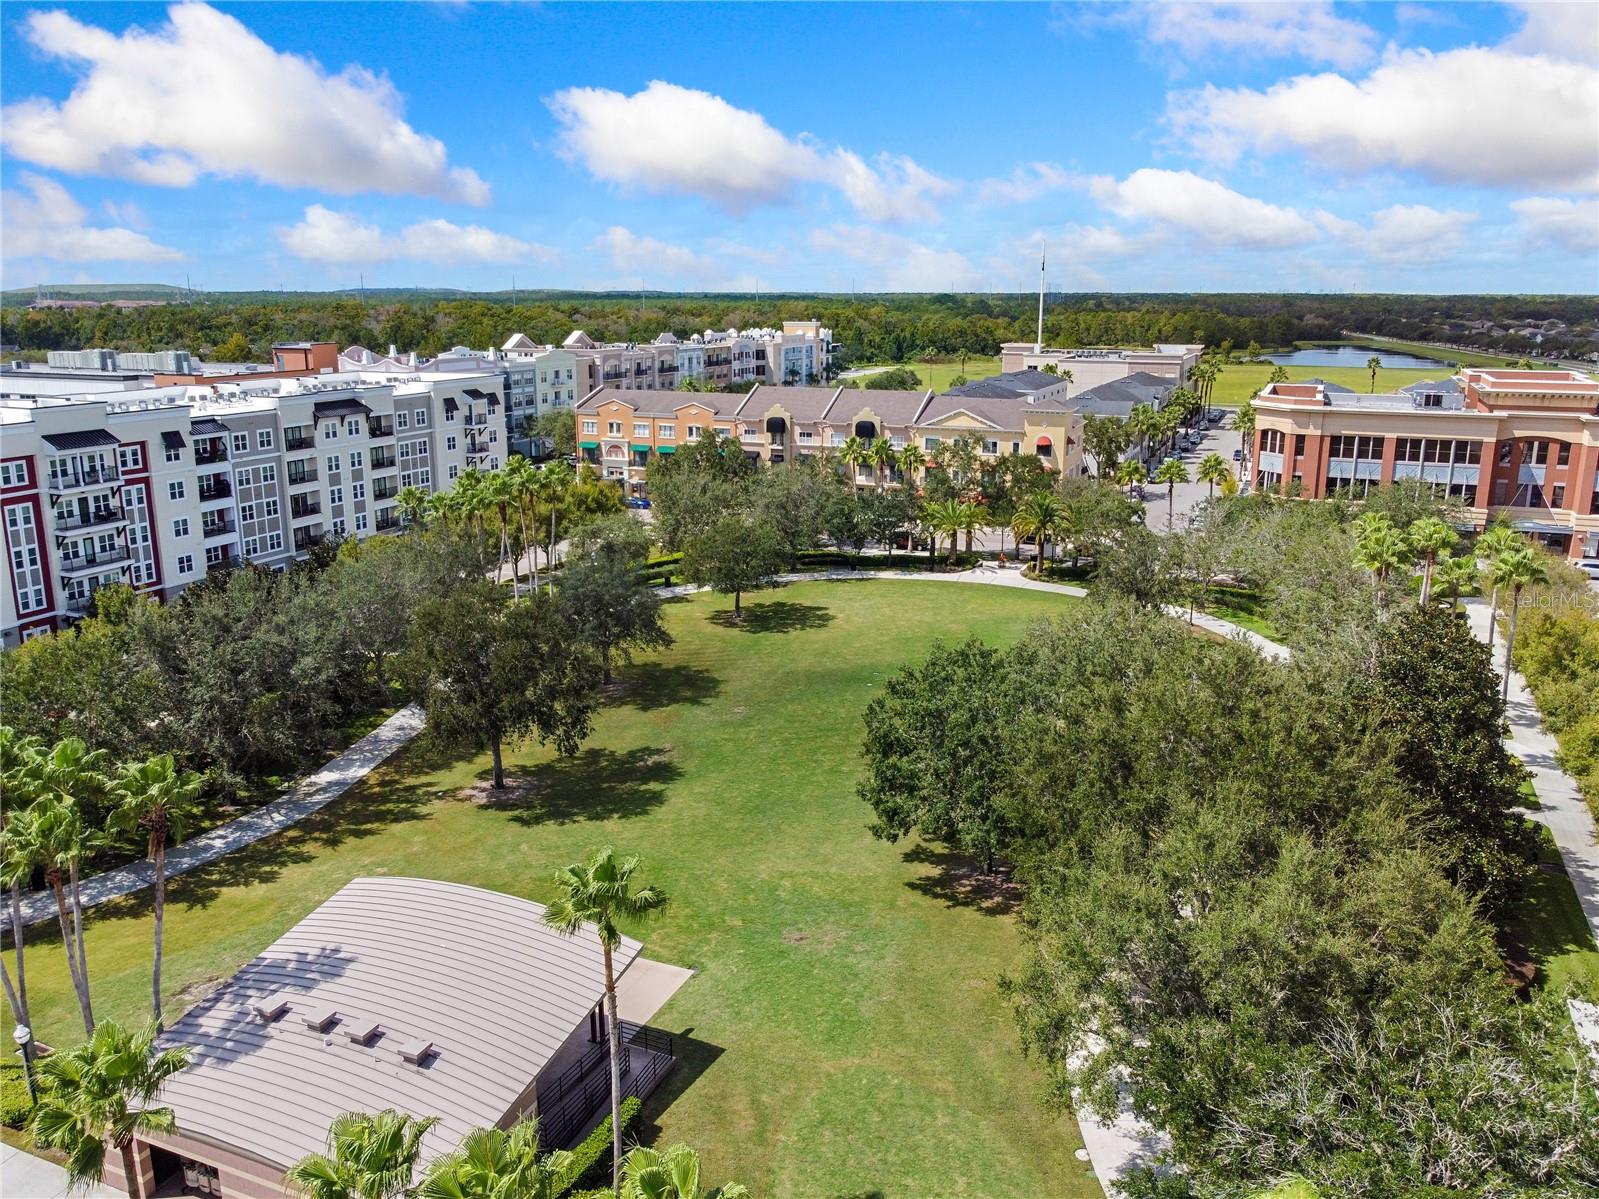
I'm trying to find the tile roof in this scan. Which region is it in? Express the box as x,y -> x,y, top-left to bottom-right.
828,388 -> 931,426
576,387 -> 746,418
736,384 -> 842,422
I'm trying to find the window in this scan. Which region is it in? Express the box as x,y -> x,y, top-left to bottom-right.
327,455 -> 341,476
982,439 -> 998,455
264,499 -> 279,518
608,421 -> 623,436
355,513 -> 369,532
659,424 -> 675,439
924,436 -> 941,451
489,430 -> 497,444
0,461 -> 29,487
237,467 -> 254,487
322,422 -> 337,440
634,423 -> 650,437
414,409 -> 427,428
396,411 -> 410,430
259,464 -> 276,483
799,431 -> 815,444
233,433 -> 249,454
239,503 -> 257,523
1011,441 -> 1021,455
446,435 -> 457,452
448,464 -> 459,480
243,537 -> 259,557
173,518 -> 190,538
258,429 -> 274,450
332,518 -> 347,536
1552,485 -> 1566,508
168,480 -> 185,501
352,482 -> 366,501
329,487 -> 343,506
350,451 -> 362,471
1498,441 -> 1513,465
715,426 -> 730,436
205,545 -> 225,567
119,445 -> 143,471
1294,434 -> 1306,458
177,554 -> 193,575
686,425 -> 702,439
266,532 -> 283,552
1557,442 -> 1572,467
419,468 -> 431,487
164,445 -> 182,464
582,420 -> 598,434
345,418 -> 361,437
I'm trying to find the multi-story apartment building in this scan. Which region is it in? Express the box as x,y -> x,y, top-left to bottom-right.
560,321 -> 834,395
1,368 -> 504,645
1250,368 -> 1599,559
575,381 -> 1083,494
997,342 -> 1202,395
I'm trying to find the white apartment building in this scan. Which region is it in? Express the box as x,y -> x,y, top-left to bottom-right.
1,368 -> 504,646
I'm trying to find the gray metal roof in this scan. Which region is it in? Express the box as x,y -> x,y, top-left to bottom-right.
736,384 -> 842,422
157,877 -> 641,1170
917,392 -> 1066,430
829,388 -> 931,427
1069,371 -> 1174,417
576,387 -> 745,417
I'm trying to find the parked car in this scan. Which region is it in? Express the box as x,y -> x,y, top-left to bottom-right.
1576,558 -> 1599,580
625,496 -> 652,509
1232,449 -> 1243,461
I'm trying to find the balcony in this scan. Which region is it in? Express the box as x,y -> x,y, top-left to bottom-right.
59,548 -> 132,576
48,466 -> 120,493
201,518 -> 235,538
658,363 -> 679,376
287,465 -> 318,486
291,499 -> 322,520
194,444 -> 227,466
53,505 -> 126,533
206,553 -> 234,574
286,433 -> 315,451
367,419 -> 395,439
198,478 -> 232,502
369,449 -> 397,470
374,480 -> 398,500
464,413 -> 490,427
293,528 -> 325,552
376,510 -> 400,531
602,369 -> 628,382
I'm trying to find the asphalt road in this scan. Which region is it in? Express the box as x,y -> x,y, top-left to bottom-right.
1144,419 -> 1247,532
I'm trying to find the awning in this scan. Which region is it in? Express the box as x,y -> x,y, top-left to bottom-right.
42,429 -> 120,451
312,398 -> 372,420
189,418 -> 230,436
1035,436 -> 1053,449
462,388 -> 487,401
161,430 -> 186,451
443,396 -> 459,415
655,445 -> 676,454
630,443 -> 653,453
1511,520 -> 1573,535
579,440 -> 599,450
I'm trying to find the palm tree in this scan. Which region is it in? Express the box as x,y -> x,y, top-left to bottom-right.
286,1110 -> 440,1199
1475,522 -> 1521,649
618,1144 -> 750,1199
1367,355 -> 1382,393
1127,403 -> 1159,459
1115,458 -> 1146,497
28,1020 -> 191,1191
867,437 -> 895,491
922,498 -> 966,567
106,754 -> 203,1029
1353,521 -> 1412,587
543,849 -> 669,1194
416,1120 -> 570,1199
838,435 -> 868,493
1011,491 -> 1061,572
1234,399 -> 1256,480
535,459 -> 575,588
895,442 -> 922,489
1492,545 -> 1548,705
1408,516 -> 1458,606
1434,552 -> 1478,611
0,729 -> 41,1034
395,485 -> 431,528
1152,457 -> 1189,528
503,456 -> 539,591
486,471 -> 519,598
1196,452 -> 1230,500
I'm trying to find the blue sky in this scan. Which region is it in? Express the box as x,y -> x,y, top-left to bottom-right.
2,1 -> 1596,293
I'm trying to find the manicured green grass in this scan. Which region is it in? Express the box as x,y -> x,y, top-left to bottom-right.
1508,826 -> 1599,1002
1199,587 -> 1283,642
849,357 -> 1004,393
4,581 -> 1097,1199
1207,363 -> 1444,407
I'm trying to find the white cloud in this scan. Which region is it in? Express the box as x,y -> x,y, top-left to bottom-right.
547,80 -> 951,222
2,4 -> 489,204
1087,169 -> 1319,247
1316,204 -> 1478,264
1510,196 -> 1599,253
596,226 -> 715,281
1168,45 -> 1599,192
973,162 -> 1080,206
1137,2 -> 1379,70
100,199 -> 148,230
807,225 -> 982,291
1503,1 -> 1599,64
277,205 -> 551,266
2,173 -> 183,263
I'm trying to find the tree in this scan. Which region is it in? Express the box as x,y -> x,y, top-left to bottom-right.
838,435 -> 868,493
106,754 -> 203,1028
1434,552 -> 1479,610
29,1020 -> 191,1191
860,638 -> 1017,873
212,331 -> 252,362
894,441 -> 923,488
285,1110 -> 440,1199
683,514 -> 785,618
864,365 -> 924,390
1362,605 -> 1538,916
750,461 -> 835,567
1493,545 -> 1548,704
396,485 -> 431,527
532,408 -> 577,457
1115,458 -> 1147,497
868,436 -> 896,490
544,849 -> 669,1194
823,491 -> 871,563
922,498 -> 970,567
1476,522 -> 1521,649
1152,457 -> 1189,528
1091,525 -> 1184,608
617,1143 -> 750,1199
1408,515 -> 1458,606
416,1120 -> 570,1199
399,584 -> 599,789
1267,365 -> 1290,386
1081,414 -> 1132,479
860,487 -> 919,564
0,729 -> 40,1035
1011,491 -> 1061,572
1367,354 -> 1382,392
559,519 -> 671,684
1197,452 -> 1230,500
1352,513 -> 1411,587
1235,399 -> 1256,479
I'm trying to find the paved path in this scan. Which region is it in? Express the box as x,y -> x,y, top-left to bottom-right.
1,1142 -> 117,1198
12,706 -> 426,930
1463,599 -> 1599,940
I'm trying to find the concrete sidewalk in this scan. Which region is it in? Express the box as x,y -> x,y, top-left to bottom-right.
1,1142 -> 118,1198
13,706 -> 426,929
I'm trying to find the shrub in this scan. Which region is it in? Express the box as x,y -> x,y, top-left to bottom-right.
552,1095 -> 641,1197
0,1062 -> 33,1129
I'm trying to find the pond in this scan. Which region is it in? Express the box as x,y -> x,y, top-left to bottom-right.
1264,344 -> 1447,368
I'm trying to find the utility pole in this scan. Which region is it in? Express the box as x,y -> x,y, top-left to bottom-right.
359,272 -> 366,306
512,274 -> 518,308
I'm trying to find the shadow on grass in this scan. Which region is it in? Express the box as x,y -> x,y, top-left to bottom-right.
902,844 -> 1022,916
614,662 -> 722,712
1508,838 -> 1598,986
634,1025 -> 726,1145
482,746 -> 681,826
709,600 -> 834,634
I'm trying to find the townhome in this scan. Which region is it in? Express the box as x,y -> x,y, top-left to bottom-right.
1250,368 -> 1599,559
915,392 -> 1085,479
575,388 -> 742,493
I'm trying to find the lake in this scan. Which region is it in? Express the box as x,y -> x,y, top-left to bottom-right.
1264,344 -> 1447,368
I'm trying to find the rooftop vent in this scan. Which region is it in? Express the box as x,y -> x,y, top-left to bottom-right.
396,1037 -> 435,1065
301,1005 -> 338,1032
343,1017 -> 381,1045
250,996 -> 289,1024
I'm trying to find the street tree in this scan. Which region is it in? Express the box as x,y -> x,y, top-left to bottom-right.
559,518 -> 671,684
682,514 -> 786,619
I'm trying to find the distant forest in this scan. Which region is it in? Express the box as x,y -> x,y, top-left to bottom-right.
3,291 -> 1595,364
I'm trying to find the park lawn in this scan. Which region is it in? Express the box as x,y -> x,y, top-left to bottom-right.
849,356 -> 1004,393
4,580 -> 1099,1199
1508,826 -> 1599,1003
1207,362 -> 1444,407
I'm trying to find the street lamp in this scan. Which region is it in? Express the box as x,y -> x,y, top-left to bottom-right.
12,1023 -> 37,1104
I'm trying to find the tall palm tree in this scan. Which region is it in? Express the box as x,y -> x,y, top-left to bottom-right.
618,1144 -> 750,1199
921,498 -> 967,567
395,485 -> 431,529
1234,399 -> 1256,480
1408,516 -> 1458,606
868,437 -> 896,491
1152,457 -> 1189,528
535,459 -> 575,588
29,1020 -> 191,1191
1011,491 -> 1061,572
1367,355 -> 1382,393
7,799 -> 94,1035
1476,522 -> 1521,649
1434,552 -> 1478,611
1353,522 -> 1412,587
1115,458 -> 1146,497
0,728 -> 41,1034
1492,545 -> 1548,705
543,848 -> 669,1194
1196,452 -> 1230,500
486,471 -> 519,598
1126,403 -> 1159,459
838,435 -> 868,493
503,456 -> 540,591
894,442 -> 922,489
286,1110 -> 440,1199
416,1120 -> 570,1199
106,754 -> 203,1029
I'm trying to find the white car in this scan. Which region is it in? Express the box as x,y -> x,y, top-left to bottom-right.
1576,558 -> 1599,581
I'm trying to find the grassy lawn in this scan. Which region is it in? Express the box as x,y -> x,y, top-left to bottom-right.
3,580 -> 1099,1199
1507,826 -> 1599,1002
1198,586 -> 1282,642
1207,362 -> 1445,407
848,357 -> 1003,393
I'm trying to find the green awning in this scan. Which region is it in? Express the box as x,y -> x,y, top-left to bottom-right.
579,440 -> 599,449
655,445 -> 676,454
630,443 -> 653,453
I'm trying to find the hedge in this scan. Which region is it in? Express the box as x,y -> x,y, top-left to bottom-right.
552,1094 -> 641,1197
1,1062 -> 33,1129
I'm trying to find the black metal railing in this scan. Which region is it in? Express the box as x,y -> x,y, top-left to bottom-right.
202,519 -> 235,538
374,480 -> 397,500
370,450 -> 396,469
288,466 -> 318,485
533,1022 -> 675,1150
286,433 -> 314,451
368,420 -> 395,438
293,529 -> 324,551
49,466 -> 120,490
194,445 -> 227,465
53,506 -> 125,532
376,511 -> 399,531
60,548 -> 131,572
291,499 -> 321,518
198,478 -> 231,501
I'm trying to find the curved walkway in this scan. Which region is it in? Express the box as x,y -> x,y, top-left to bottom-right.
12,706 -> 426,929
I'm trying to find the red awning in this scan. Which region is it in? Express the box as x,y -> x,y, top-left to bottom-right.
1035,436 -> 1053,449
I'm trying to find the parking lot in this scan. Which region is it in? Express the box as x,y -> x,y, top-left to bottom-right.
1142,415 -> 1246,532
